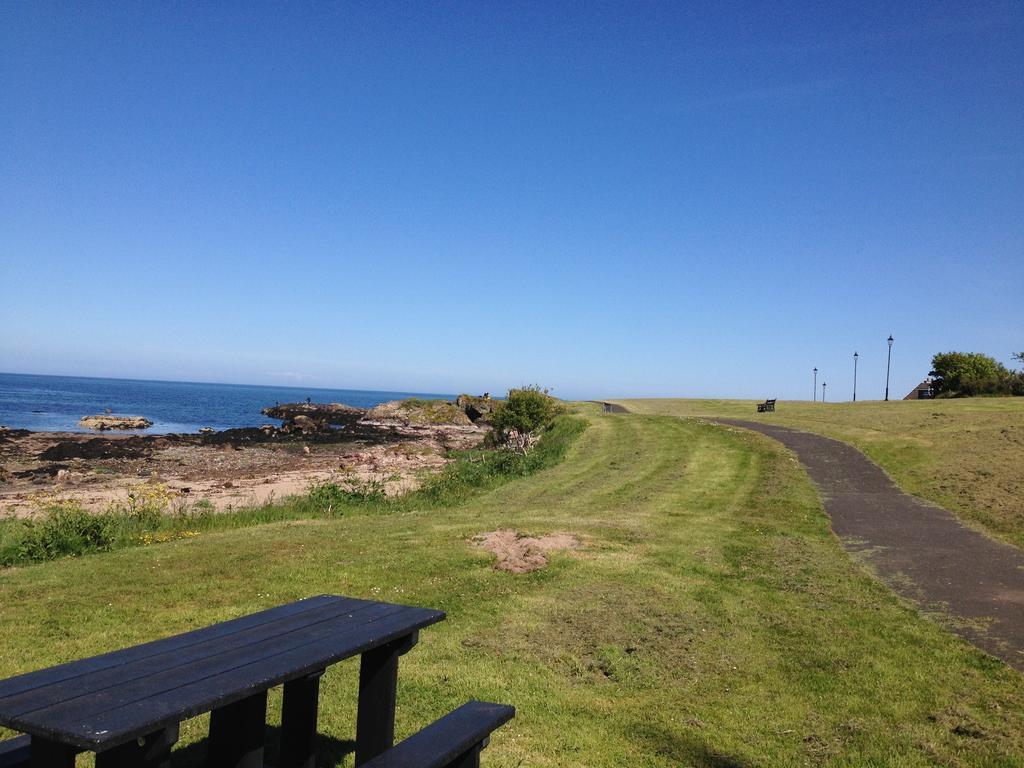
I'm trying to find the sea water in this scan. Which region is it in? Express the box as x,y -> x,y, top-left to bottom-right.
0,372 -> 456,434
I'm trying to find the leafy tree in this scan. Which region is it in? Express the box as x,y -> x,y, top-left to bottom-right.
1013,353 -> 1024,396
929,352 -> 1014,396
489,385 -> 563,454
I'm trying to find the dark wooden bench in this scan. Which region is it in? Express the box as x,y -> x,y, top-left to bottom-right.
0,735 -> 30,768
361,701 -> 514,768
757,399 -> 776,413
0,595 -> 514,767
0,704 -> 514,768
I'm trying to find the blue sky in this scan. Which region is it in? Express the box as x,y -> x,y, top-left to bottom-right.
2,1 -> 1021,400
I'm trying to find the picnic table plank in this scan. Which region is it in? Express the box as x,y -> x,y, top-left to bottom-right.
69,608 -> 438,749
0,597 -> 443,751
0,595 -> 343,701
0,596 -> 371,717
25,603 -> 404,731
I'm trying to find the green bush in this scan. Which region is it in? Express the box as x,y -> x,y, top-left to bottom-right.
489,385 -> 564,453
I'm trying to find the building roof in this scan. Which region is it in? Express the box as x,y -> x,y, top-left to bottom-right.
903,380 -> 934,400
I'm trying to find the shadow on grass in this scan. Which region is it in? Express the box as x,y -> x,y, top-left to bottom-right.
633,721 -> 757,768
170,724 -> 355,768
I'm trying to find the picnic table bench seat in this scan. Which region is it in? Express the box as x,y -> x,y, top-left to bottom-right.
0,702 -> 514,768
0,735 -> 30,768
360,701 -> 515,768
0,595 -> 513,768
757,399 -> 776,413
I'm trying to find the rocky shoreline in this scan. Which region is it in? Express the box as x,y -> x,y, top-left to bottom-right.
0,396 -> 495,517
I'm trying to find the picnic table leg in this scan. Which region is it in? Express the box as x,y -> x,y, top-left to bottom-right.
354,632 -> 419,766
29,738 -> 76,768
96,724 -> 179,768
207,690 -> 268,768
279,671 -> 324,768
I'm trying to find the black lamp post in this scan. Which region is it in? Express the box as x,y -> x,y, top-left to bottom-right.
822,381 -> 827,402
885,335 -> 894,401
853,352 -> 859,402
813,367 -> 818,402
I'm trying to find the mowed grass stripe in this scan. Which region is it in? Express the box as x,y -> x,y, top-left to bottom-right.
495,412 -> 649,508
616,397 -> 1024,549
0,406 -> 1021,766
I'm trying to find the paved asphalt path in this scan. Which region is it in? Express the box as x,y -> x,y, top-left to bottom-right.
717,419 -> 1024,671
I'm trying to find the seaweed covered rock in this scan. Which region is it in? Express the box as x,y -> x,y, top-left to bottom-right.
261,402 -> 365,425
279,414 -> 327,435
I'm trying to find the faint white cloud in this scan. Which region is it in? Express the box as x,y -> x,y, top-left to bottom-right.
267,371 -> 317,382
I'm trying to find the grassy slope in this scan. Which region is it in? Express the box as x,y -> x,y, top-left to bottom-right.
614,398 -> 1024,549
1,407 -> 1022,766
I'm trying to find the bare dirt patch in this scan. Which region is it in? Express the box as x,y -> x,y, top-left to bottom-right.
473,529 -> 580,573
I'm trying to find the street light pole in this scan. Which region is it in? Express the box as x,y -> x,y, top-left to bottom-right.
813,367 -> 818,402
885,335 -> 894,401
853,352 -> 859,402
822,382 -> 827,402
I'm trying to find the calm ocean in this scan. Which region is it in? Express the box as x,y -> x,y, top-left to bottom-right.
0,373 -> 456,434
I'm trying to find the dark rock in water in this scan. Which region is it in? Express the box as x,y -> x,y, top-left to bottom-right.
261,402 -> 365,425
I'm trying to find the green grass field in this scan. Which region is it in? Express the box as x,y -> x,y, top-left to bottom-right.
1,405 -> 1022,766
613,397 -> 1024,550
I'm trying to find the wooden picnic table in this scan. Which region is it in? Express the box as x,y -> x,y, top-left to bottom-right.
0,595 -> 512,768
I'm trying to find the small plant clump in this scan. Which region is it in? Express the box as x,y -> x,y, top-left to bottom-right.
14,501 -> 117,562
308,478 -> 388,512
125,482 -> 176,524
0,482 -> 214,566
140,530 -> 199,546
